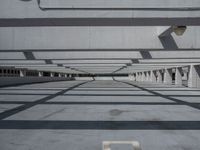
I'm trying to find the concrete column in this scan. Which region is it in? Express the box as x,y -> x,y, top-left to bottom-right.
164,68 -> 173,84
129,74 -> 135,81
136,73 -> 139,81
157,70 -> 163,83
188,65 -> 200,88
138,73 -> 142,81
38,71 -> 43,77
146,71 -> 150,81
20,70 -> 26,77
58,73 -> 62,77
64,74 -> 68,77
50,72 -> 55,77
141,72 -> 146,81
182,71 -> 188,81
150,70 -> 157,82
175,67 -> 183,86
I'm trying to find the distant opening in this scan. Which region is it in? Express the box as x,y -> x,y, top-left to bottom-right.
43,72 -> 51,77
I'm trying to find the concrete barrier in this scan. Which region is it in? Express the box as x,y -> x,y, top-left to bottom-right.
0,77 -> 74,87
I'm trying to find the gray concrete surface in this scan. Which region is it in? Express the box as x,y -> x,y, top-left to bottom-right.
0,77 -> 73,87
0,80 -> 200,150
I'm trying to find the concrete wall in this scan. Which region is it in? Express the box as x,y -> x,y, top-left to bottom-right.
75,77 -> 94,81
113,77 -> 130,80
0,77 -> 74,87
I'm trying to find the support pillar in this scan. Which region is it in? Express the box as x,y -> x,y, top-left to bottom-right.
129,74 -> 135,81
136,73 -> 139,81
182,71 -> 188,81
38,71 -> 43,77
146,71 -> 150,81
20,70 -> 26,77
157,70 -> 163,83
50,72 -> 55,77
164,68 -> 172,84
188,65 -> 200,88
141,72 -> 146,82
175,67 -> 183,86
140,72 -> 143,81
150,70 -> 157,82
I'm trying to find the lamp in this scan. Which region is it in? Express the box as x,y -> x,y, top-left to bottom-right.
172,26 -> 187,36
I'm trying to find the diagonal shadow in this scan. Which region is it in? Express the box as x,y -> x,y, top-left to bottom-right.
140,50 -> 152,59
115,80 -> 200,111
0,100 -> 200,106
0,120 -> 200,130
159,35 -> 178,50
0,80 -> 92,120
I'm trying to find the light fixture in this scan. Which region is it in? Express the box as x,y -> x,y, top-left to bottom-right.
172,26 -> 187,36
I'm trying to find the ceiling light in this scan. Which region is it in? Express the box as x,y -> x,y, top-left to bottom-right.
172,26 -> 187,36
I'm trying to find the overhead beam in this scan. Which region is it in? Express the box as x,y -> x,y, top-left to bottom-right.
1,18 -> 200,27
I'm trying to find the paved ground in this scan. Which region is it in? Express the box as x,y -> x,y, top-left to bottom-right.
0,80 -> 200,150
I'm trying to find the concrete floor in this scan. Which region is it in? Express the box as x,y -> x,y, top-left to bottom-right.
0,80 -> 200,150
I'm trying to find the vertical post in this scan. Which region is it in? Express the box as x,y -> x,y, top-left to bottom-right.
20,70 -> 26,77
50,72 -> 54,77
146,71 -> 150,81
38,71 -> 43,77
139,72 -> 142,81
141,72 -> 145,81
188,65 -> 200,88
136,72 -> 139,81
150,70 -> 156,82
157,70 -> 163,83
175,67 -> 183,86
164,68 -> 173,84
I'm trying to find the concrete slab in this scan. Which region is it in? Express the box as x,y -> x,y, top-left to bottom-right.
0,80 -> 200,150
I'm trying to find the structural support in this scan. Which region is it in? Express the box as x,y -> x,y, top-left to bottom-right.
38,71 -> 43,77
146,71 -> 150,81
141,72 -> 146,82
20,70 -> 26,77
164,68 -> 173,84
157,70 -> 163,83
175,67 -> 183,86
50,72 -> 55,77
182,71 -> 188,81
150,70 -> 157,82
188,65 -> 200,88
136,72 -> 140,81
139,73 -> 142,81
129,74 -> 135,81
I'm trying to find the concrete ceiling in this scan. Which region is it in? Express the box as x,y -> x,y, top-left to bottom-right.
0,0 -> 200,74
